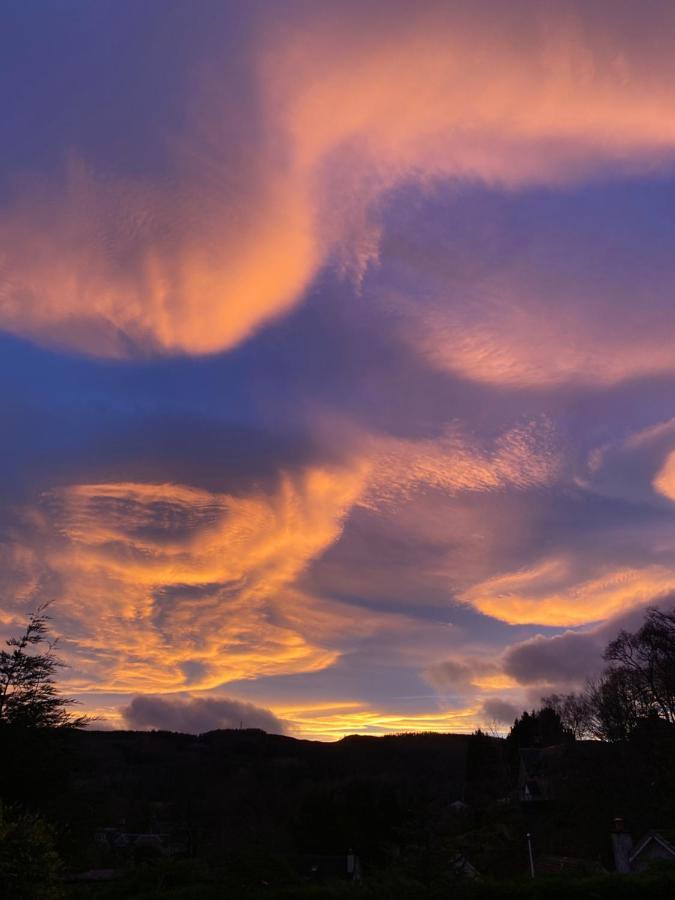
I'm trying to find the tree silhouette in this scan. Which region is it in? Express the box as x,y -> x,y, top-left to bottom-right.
538,607 -> 675,742
0,605 -> 85,729
605,607 -> 675,725
506,706 -> 572,750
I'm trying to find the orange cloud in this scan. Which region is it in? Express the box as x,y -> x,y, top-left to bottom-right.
654,451 -> 675,502
0,409 -> 563,704
3,4 -> 675,357
0,160 -> 317,357
31,467 -> 367,693
262,2 -> 675,184
460,556 -> 675,626
0,414 -> 564,703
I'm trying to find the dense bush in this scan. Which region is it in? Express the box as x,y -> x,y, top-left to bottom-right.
0,802 -> 62,900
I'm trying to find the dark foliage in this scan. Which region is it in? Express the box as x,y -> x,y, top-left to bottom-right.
0,802 -> 61,899
0,605 -> 86,729
505,708 -> 572,774
604,607 -> 675,725
536,606 -> 675,742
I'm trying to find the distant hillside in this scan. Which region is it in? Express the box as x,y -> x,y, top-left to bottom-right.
66,728 -> 470,862
4,724 -> 675,891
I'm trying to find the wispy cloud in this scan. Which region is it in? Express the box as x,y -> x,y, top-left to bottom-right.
4,3 -> 675,359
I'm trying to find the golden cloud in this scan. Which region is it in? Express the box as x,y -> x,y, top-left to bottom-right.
34,467 -> 367,693
0,416 -> 562,696
278,699 -> 483,742
461,556 -> 675,626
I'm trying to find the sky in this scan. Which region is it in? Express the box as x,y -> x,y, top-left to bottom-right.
3,0 -> 675,739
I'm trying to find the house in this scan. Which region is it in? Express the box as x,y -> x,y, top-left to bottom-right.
629,831 -> 675,873
611,818 -> 675,873
449,799 -> 470,814
518,748 -> 550,803
451,853 -> 480,879
94,827 -> 178,863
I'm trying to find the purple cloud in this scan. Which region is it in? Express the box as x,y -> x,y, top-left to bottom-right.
502,602 -> 666,688
121,695 -> 285,735
503,631 -> 605,687
481,698 -> 519,725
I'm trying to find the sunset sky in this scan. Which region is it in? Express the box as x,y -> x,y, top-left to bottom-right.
4,1 -> 675,739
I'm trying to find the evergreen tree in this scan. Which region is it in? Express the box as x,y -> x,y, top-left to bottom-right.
506,706 -> 572,749
0,605 -> 85,729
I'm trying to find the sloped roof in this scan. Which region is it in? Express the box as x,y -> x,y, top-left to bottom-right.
630,830 -> 675,862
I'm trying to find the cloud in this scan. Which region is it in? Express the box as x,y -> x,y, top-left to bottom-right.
263,0 -> 675,186
577,418 -> 675,505
425,657 -> 516,693
503,630 -> 605,688
425,659 -> 475,691
396,282 -> 675,390
298,415 -> 566,621
362,418 -> 561,507
9,2 -> 675,741
480,698 -> 520,726
372,175 -> 675,389
4,4 -> 675,358
654,453 -> 675,502
0,158 -> 317,358
501,601 -> 661,687
16,467 -> 367,694
446,420 -> 675,628
122,694 -> 284,734
460,556 -> 675,626
0,410 -> 562,706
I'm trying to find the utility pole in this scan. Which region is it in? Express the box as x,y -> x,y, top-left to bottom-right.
526,833 -> 535,878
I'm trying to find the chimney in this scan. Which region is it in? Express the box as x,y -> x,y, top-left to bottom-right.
611,818 -> 633,874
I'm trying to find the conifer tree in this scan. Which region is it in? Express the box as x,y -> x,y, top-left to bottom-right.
0,605 -> 85,729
